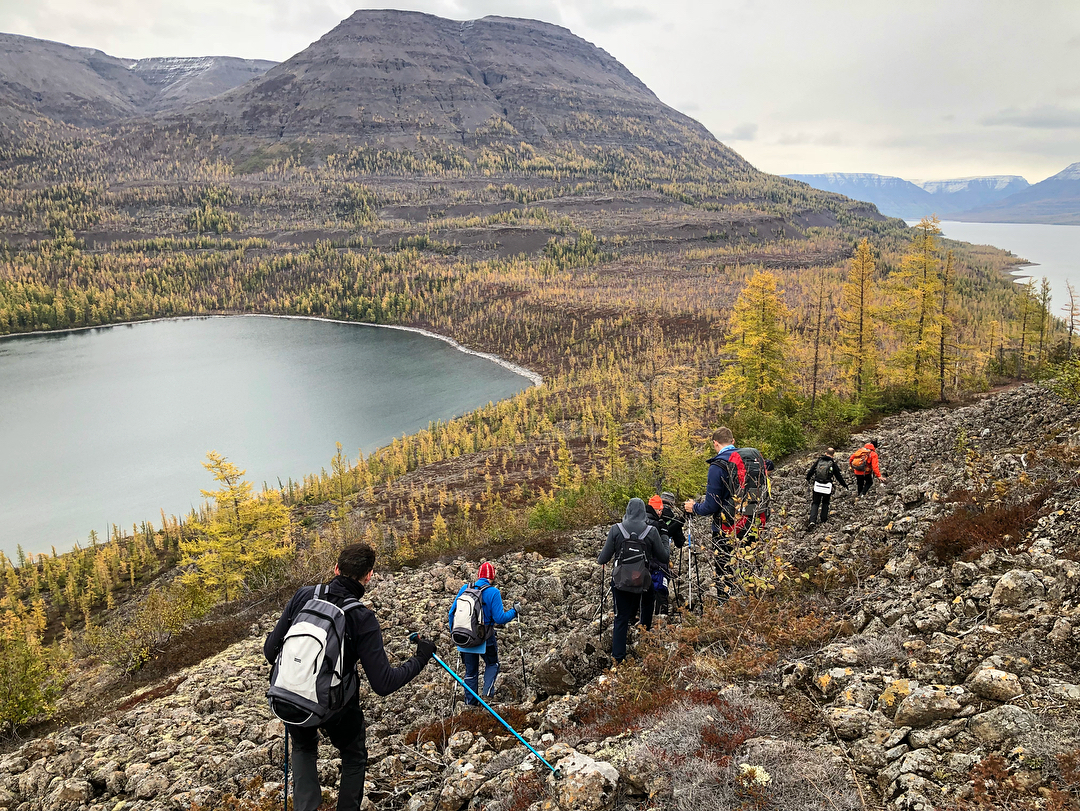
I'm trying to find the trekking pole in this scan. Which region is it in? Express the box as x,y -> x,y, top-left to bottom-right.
686,520 -> 694,612
517,611 -> 527,689
283,724 -> 289,811
598,564 -> 605,647
410,633 -> 561,778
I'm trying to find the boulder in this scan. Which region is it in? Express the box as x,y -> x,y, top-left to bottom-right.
894,688 -> 960,728
969,668 -> 1023,702
967,705 -> 1039,746
437,760 -> 487,811
990,570 -> 1045,609
826,707 -> 874,740
550,751 -> 619,811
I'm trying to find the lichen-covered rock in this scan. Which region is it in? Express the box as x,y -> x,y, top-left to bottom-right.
893,688 -> 960,728
969,668 -> 1023,701
549,751 -> 619,811
967,705 -> 1040,745
990,570 -> 1045,609
826,706 -> 875,740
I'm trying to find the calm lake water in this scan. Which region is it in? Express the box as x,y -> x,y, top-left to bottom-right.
0,316 -> 533,559
936,221 -> 1080,317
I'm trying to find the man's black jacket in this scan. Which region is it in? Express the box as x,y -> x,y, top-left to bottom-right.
264,574 -> 422,697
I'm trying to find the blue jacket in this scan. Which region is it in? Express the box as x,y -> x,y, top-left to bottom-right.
447,578 -> 517,633
693,445 -> 737,529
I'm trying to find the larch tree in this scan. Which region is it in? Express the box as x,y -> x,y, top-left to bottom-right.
838,238 -> 879,400
180,452 -> 291,602
720,270 -> 793,410
938,251 -> 957,401
808,266 -> 829,415
890,216 -> 942,394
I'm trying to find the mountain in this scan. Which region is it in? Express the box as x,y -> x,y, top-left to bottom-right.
176,10 -> 718,150
914,175 -> 1030,214
130,57 -> 278,112
0,32 -> 275,127
784,173 -> 936,219
952,162 -> 1080,225
786,171 -> 1042,220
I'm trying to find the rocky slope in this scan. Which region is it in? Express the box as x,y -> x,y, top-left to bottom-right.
954,162 -> 1080,225
3,383 -> 1078,811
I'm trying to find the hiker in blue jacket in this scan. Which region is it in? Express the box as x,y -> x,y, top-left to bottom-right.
448,561 -> 519,705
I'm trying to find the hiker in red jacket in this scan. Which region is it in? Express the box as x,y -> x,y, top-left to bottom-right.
849,442 -> 887,499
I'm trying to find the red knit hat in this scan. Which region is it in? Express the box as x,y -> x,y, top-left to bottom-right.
648,495 -> 664,513
478,562 -> 495,580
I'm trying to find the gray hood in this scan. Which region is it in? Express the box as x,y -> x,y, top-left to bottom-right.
621,497 -> 648,534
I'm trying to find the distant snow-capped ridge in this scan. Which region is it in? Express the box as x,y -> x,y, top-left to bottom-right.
916,176 -> 1029,194
1049,162 -> 1080,181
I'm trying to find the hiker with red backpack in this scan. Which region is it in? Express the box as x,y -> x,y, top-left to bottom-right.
598,497 -> 670,663
264,543 -> 436,811
684,426 -> 773,601
805,448 -> 849,530
849,441 -> 887,499
448,562 -> 520,706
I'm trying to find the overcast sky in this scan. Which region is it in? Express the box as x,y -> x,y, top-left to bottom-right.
3,0 -> 1078,182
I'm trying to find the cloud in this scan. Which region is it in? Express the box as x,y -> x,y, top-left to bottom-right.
715,122 -> 757,141
776,130 -> 842,146
577,4 -> 655,29
982,105 -> 1080,129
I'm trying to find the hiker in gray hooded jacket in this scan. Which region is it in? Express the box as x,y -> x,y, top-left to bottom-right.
597,498 -> 670,663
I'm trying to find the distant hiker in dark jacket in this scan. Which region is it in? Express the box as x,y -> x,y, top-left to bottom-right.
684,427 -> 773,597
598,498 -> 670,663
646,494 -> 685,614
805,448 -> 849,529
265,543 -> 435,811
448,561 -> 519,705
849,441 -> 887,498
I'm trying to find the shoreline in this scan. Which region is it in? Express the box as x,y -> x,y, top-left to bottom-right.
0,312 -> 543,387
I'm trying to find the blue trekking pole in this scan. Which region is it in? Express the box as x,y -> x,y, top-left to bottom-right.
409,633 -> 561,779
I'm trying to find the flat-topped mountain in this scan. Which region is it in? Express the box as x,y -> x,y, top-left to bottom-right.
177,10 -> 721,151
953,162 -> 1080,225
786,172 -> 1033,219
0,32 -> 275,127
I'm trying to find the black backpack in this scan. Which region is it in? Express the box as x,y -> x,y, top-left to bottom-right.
716,447 -> 772,519
611,524 -> 652,593
814,459 -> 833,483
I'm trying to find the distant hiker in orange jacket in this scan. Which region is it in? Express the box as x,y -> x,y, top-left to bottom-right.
849,442 -> 887,499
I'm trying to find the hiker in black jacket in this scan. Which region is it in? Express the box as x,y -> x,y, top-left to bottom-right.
805,448 -> 849,530
598,498 -> 670,663
264,543 -> 435,811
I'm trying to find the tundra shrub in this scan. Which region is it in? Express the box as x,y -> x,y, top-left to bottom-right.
0,633 -> 66,732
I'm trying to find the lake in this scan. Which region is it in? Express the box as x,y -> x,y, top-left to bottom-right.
936,221 -> 1080,317
0,316 -> 535,560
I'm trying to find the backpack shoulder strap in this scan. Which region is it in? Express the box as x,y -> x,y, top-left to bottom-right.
616,522 -> 631,539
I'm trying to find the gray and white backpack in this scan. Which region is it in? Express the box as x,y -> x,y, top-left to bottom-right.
267,584 -> 361,726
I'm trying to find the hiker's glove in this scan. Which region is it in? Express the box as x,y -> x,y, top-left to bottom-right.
414,637 -> 436,667
513,601 -> 522,613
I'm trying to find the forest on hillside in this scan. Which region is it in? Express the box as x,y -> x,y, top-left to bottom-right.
0,121 -> 1071,731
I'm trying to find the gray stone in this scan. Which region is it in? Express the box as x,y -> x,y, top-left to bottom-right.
550,751 -> 619,811
967,705 -> 1039,745
894,688 -> 960,728
990,570 -> 1045,609
826,706 -> 874,740
969,668 -> 1023,702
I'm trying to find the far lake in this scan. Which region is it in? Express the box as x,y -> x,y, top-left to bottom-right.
0,316 -> 534,560
936,221 -> 1080,317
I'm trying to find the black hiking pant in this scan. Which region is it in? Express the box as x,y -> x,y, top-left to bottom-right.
855,474 -> 874,497
289,696 -> 367,811
809,491 -> 832,525
612,586 -> 654,662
